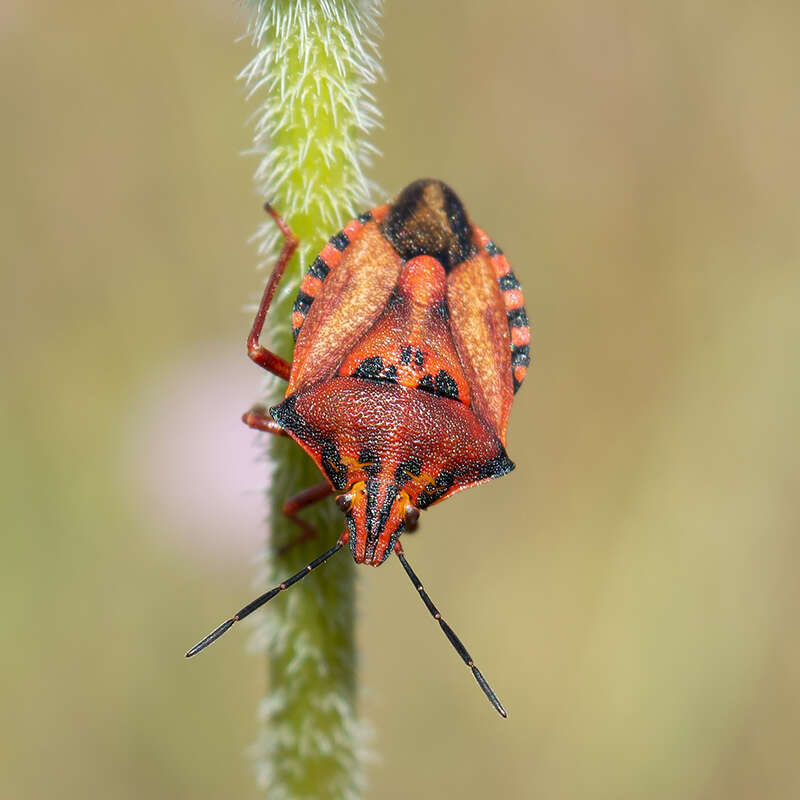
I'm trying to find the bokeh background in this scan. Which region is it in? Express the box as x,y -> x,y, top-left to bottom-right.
3,1 -> 799,798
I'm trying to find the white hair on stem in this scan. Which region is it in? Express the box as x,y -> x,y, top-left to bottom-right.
238,2 -> 383,798
242,0 -> 383,269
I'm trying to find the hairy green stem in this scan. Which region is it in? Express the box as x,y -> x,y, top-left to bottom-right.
241,2 -> 382,798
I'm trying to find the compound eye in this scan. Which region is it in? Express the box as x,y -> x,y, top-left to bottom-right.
335,493 -> 354,513
404,506 -> 420,532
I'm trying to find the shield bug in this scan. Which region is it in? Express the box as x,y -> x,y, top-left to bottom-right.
186,179 -> 531,717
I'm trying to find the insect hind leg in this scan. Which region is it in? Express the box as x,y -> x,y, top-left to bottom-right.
246,204 -> 299,381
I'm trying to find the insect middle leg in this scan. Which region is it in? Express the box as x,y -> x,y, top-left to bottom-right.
246,204 -> 299,381
242,404 -> 287,437
277,481 -> 333,555
241,405 -> 331,552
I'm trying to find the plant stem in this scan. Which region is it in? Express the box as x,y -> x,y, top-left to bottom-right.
241,2 -> 382,797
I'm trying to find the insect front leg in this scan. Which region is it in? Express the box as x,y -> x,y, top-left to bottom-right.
246,204 -> 299,381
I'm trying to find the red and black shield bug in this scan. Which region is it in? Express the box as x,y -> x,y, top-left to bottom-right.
186,179 -> 531,717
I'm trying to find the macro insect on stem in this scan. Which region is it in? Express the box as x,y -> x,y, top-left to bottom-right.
186,180 -> 532,718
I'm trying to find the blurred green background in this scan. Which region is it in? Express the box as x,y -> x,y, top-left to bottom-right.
3,1 -> 799,798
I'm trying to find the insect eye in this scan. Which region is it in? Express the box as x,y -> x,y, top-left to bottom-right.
335,493 -> 353,513
404,506 -> 420,532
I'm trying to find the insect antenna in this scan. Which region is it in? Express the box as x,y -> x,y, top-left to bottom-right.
395,548 -> 507,718
185,538 -> 345,658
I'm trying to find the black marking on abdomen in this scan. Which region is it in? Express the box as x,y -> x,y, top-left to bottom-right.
511,345 -> 530,367
506,307 -> 528,328
291,223 -> 349,341
329,230 -> 349,251
292,290 -> 313,315
308,256 -> 330,280
498,272 -> 520,291
484,235 -> 530,395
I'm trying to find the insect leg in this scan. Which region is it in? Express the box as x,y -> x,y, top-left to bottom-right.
246,203 -> 299,381
394,542 -> 507,718
185,533 -> 347,657
242,405 -> 332,547
278,481 -> 333,554
241,404 -> 288,436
